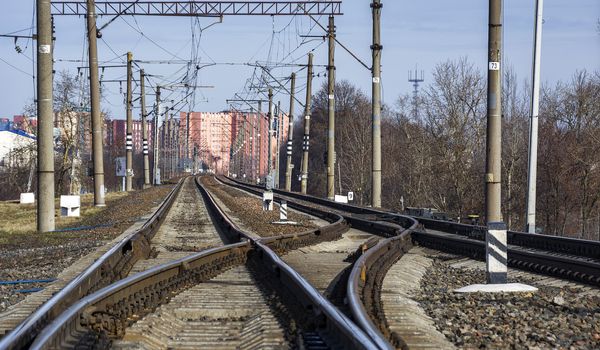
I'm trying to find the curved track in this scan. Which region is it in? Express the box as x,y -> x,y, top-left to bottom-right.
223,176 -> 600,349
28,177 -> 376,349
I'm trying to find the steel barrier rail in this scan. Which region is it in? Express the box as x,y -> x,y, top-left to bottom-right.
0,179 -> 185,350
414,217 -> 600,260
346,215 -> 418,349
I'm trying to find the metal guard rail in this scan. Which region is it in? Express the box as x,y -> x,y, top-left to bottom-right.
0,178 -> 185,350
416,217 -> 600,260
344,215 -> 416,349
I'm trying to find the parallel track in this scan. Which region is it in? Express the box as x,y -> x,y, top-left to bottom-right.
223,176 -> 600,348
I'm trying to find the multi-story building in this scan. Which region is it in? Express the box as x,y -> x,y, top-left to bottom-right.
13,115 -> 37,133
178,110 -> 288,179
107,119 -> 154,153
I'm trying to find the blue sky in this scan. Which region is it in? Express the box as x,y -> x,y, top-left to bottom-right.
0,1 -> 598,119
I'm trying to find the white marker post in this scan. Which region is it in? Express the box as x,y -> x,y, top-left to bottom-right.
455,220 -> 537,293
486,221 -> 507,284
279,200 -> 288,221
263,191 -> 273,211
273,200 -> 297,225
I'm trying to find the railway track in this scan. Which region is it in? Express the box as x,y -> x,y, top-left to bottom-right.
5,174 -> 599,349
0,179 -> 186,350
18,177 -> 376,349
222,176 -> 600,349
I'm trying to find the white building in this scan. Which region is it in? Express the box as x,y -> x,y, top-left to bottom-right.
0,130 -> 36,170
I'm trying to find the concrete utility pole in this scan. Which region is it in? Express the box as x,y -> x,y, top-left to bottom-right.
125,51 -> 133,191
161,116 -> 166,178
300,53 -> 314,194
250,108 -> 256,179
186,112 -> 190,171
371,0 -> 382,208
257,101 -> 262,182
170,114 -> 176,177
166,114 -> 172,179
326,15 -> 336,200
267,88 -> 274,188
526,0 -> 544,234
240,115 -> 246,176
86,0 -> 105,207
285,73 -> 296,191
153,86 -> 161,185
140,69 -> 151,187
485,0 -> 507,284
275,101 -> 281,188
37,0 -> 55,232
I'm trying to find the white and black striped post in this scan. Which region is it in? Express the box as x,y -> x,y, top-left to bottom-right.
125,51 -> 133,191
300,53 -> 313,194
485,0 -> 506,284
285,73 -> 295,191
486,222 -> 507,283
279,200 -> 288,221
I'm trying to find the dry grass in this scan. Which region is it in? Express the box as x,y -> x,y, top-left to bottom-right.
0,192 -> 128,241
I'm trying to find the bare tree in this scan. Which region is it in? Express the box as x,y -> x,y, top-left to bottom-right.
501,65 -> 529,229
420,58 -> 487,218
53,70 -> 90,195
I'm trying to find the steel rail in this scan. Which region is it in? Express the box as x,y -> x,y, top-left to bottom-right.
30,243 -> 251,349
223,176 -> 600,345
412,230 -> 600,286
224,176 -> 600,265
0,179 -> 185,350
415,217 -> 600,260
346,216 -> 418,349
29,177 -> 376,349
219,176 -> 414,347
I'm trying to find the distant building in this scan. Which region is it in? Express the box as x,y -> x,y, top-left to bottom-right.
0,130 -> 35,170
178,110 -> 288,177
13,115 -> 37,133
0,118 -> 11,131
107,119 -> 154,152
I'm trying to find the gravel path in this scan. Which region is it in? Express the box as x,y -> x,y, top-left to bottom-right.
416,255 -> 600,349
0,185 -> 174,312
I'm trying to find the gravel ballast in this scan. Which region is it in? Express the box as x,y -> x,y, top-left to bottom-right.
416,257 -> 600,349
0,185 -> 174,312
201,176 -> 318,236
